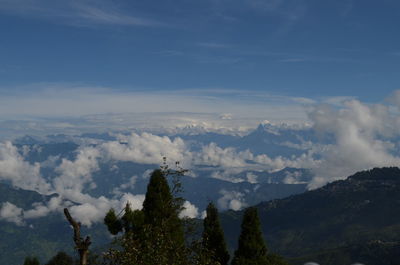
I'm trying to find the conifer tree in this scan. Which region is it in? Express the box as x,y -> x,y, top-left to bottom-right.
142,169 -> 177,223
45,251 -> 73,265
23,257 -> 40,265
202,202 -> 230,265
231,207 -> 269,265
103,169 -> 187,265
142,169 -> 185,245
104,208 -> 122,235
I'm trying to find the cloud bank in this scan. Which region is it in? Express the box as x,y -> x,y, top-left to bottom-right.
307,98 -> 400,188
1,90 -> 400,225
0,141 -> 50,194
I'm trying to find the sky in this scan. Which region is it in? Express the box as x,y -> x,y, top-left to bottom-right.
0,0 -> 400,121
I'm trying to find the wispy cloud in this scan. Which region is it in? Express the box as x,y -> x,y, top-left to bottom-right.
155,50 -> 185,57
279,55 -> 357,64
188,43 -> 358,65
340,0 -> 355,16
0,84 -> 311,121
0,0 -> 160,27
195,56 -> 242,64
71,3 -> 158,27
0,83 -> 317,139
196,42 -> 232,49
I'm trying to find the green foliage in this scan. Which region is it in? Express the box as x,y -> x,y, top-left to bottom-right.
104,209 -> 122,235
103,167 -> 287,265
289,240 -> 400,265
103,169 -> 188,265
104,223 -> 190,265
142,169 -> 174,224
221,167 -> 400,265
202,202 -> 230,265
266,253 -> 289,265
45,251 -> 73,265
23,257 -> 40,265
142,169 -> 184,235
231,207 -> 269,265
121,204 -> 144,233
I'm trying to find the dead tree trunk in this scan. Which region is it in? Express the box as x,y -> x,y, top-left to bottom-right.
64,208 -> 91,265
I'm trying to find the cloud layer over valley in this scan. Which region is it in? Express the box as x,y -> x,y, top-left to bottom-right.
2,91 -> 400,226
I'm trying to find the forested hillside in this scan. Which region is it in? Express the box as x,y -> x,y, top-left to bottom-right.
221,167 -> 400,265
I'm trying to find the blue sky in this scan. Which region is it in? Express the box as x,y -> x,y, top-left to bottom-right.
0,0 -> 399,119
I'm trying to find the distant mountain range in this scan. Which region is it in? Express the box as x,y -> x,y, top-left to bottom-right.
220,167 -> 400,265
11,130 -> 315,212
13,122 -> 323,158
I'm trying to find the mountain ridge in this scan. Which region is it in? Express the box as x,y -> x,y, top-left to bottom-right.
220,167 -> 400,265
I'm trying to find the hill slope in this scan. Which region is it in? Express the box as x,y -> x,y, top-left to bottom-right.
220,167 -> 400,265
0,184 -> 109,265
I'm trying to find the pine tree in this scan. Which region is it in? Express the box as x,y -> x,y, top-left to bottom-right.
104,208 -> 123,235
142,169 -> 185,245
23,257 -> 40,265
103,169 -> 187,265
45,251 -> 73,265
142,169 -> 178,224
141,169 -> 186,264
202,202 -> 230,265
231,207 -> 269,265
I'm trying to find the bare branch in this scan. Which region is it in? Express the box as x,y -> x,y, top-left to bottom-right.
64,208 -> 91,265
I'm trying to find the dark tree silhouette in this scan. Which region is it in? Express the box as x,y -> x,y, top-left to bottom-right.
231,207 -> 269,265
142,169 -> 185,246
23,257 -> 40,265
202,202 -> 230,265
45,251 -> 73,265
104,169 -> 188,265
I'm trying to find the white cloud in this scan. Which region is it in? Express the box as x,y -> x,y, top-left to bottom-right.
210,169 -> 246,183
0,141 -> 51,194
7,91 -> 400,225
102,133 -> 191,167
217,190 -> 247,211
200,210 -> 207,219
219,113 -> 233,120
53,146 -> 100,194
322,96 -> 356,107
246,172 -> 258,183
72,3 -> 158,27
0,202 -> 24,226
196,142 -> 317,177
71,192 -> 144,227
0,85 -> 309,124
115,175 -> 138,193
179,201 -> 199,218
0,191 -> 144,227
101,133 -> 312,184
0,140 -> 149,226
307,98 -> 400,188
282,170 -> 305,184
196,143 -> 250,168
0,86 -> 320,141
23,196 -> 66,219
118,193 -> 145,211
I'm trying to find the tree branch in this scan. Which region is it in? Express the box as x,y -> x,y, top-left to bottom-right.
64,208 -> 91,265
